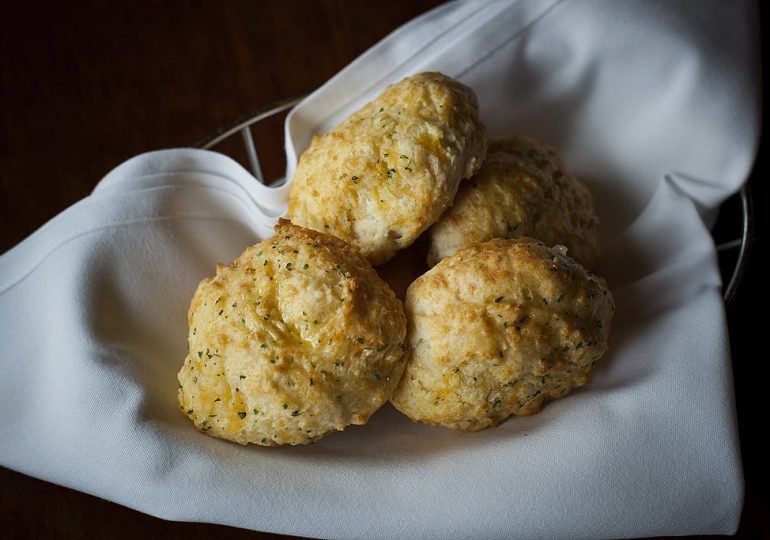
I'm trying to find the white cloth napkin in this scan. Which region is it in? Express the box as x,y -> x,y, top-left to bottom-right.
0,1 -> 758,538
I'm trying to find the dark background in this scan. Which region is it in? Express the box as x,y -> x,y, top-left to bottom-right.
0,1 -> 766,538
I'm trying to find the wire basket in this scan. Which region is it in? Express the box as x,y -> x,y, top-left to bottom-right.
194,97 -> 753,304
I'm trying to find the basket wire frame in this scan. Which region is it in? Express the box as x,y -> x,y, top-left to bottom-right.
194,95 -> 304,184
194,97 -> 752,304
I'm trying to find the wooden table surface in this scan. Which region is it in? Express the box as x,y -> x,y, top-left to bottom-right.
1,1 -> 767,538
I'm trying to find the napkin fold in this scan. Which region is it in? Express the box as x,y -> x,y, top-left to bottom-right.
0,1 -> 759,538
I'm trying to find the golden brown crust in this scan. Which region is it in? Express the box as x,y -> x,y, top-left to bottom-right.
178,219 -> 407,445
426,135 -> 600,269
288,72 -> 486,265
391,237 -> 614,431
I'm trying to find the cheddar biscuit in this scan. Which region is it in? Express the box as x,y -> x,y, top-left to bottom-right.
178,220 -> 407,445
427,135 -> 599,269
391,238 -> 614,431
288,72 -> 486,265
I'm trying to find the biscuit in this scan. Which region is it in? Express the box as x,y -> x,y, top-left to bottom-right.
178,219 -> 407,445
391,237 -> 614,431
288,72 -> 486,265
426,135 -> 600,269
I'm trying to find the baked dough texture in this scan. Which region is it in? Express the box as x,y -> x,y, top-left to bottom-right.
178,219 -> 407,445
426,135 -> 599,269
391,237 -> 614,431
288,72 -> 486,265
